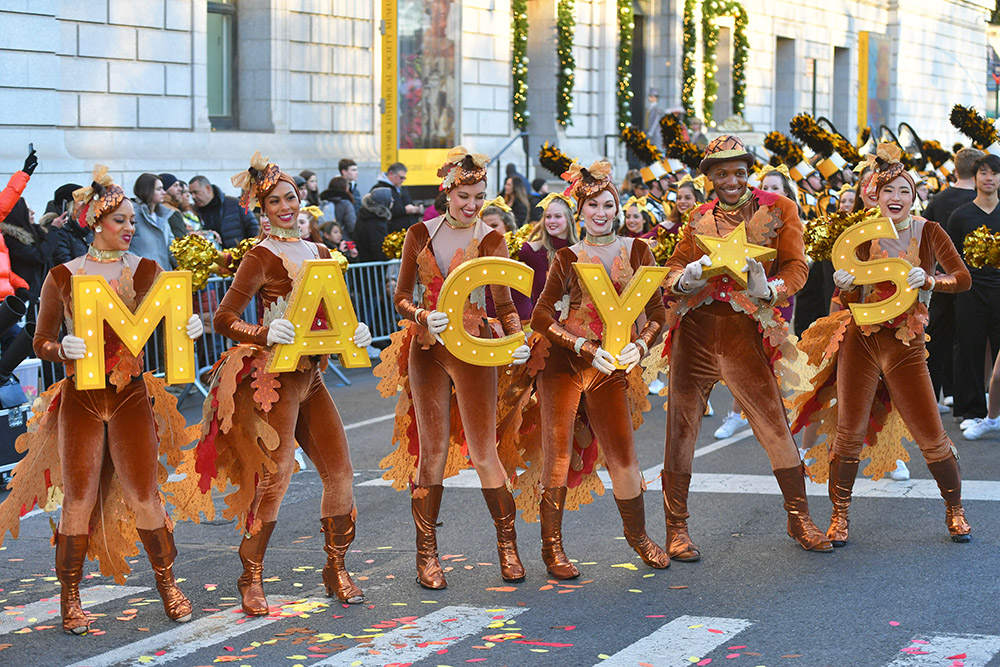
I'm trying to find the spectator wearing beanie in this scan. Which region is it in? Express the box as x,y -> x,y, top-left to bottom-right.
158,173 -> 190,239
355,188 -> 394,263
45,183 -> 92,264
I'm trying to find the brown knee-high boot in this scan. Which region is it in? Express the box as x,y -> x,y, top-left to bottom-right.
615,493 -> 670,568
773,464 -> 833,552
661,472 -> 700,561
826,455 -> 860,547
411,484 -> 446,589
55,532 -> 90,635
481,486 -> 526,583
321,512 -> 365,603
540,487 -> 579,580
927,455 -> 971,542
237,521 -> 277,616
137,527 -> 193,622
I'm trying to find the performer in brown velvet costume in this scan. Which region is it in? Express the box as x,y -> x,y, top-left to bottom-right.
824,143 -> 972,544
382,147 -> 531,590
530,161 -> 669,577
660,135 -> 833,559
190,154 -> 373,614
0,166 -> 204,634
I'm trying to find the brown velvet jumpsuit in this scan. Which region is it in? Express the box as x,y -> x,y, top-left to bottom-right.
531,237 -> 670,576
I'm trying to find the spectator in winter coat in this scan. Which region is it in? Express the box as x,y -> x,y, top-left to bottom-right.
370,163 -> 423,232
339,159 -> 362,217
157,173 -> 190,239
0,147 -> 37,222
354,188 -> 394,263
188,175 -> 260,248
319,177 -> 357,240
130,173 -> 176,269
1,198 -> 58,308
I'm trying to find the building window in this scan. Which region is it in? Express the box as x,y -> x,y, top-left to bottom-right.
207,1 -> 236,129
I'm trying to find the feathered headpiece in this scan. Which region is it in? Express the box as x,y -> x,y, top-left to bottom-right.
621,126 -> 662,166
538,142 -> 575,179
231,151 -> 283,213
437,146 -> 490,191
659,114 -> 705,170
871,142 -> 913,193
73,165 -> 126,229
789,113 -> 835,158
763,131 -> 805,167
562,160 -> 619,214
950,104 -> 998,150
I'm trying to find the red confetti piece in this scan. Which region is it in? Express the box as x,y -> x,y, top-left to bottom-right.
728,646 -> 747,649
726,654 -> 741,659
889,621 -> 900,626
647,615 -> 666,618
947,655 -> 967,660
437,649 -> 449,655
707,628 -> 723,634
912,640 -> 930,644
698,659 -> 712,666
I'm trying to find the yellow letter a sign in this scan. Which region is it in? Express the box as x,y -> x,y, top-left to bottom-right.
831,216 -> 917,326
73,271 -> 195,390
436,257 -> 532,366
267,259 -> 371,372
574,263 -> 670,368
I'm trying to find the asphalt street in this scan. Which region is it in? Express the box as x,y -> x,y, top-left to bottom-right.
1,365 -> 998,667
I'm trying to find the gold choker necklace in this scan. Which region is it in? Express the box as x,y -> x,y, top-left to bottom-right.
718,189 -> 753,211
445,212 -> 477,229
893,215 -> 912,232
269,226 -> 301,240
87,246 -> 126,263
584,231 -> 617,246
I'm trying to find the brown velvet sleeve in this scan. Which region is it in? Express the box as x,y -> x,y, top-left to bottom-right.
482,230 -> 522,335
921,220 -> 971,293
392,224 -> 429,325
530,248 -> 598,361
213,249 -> 269,345
770,198 -> 810,295
632,240 -> 666,352
33,267 -> 69,362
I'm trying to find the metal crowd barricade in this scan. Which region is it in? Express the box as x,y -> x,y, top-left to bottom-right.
36,259 -> 405,401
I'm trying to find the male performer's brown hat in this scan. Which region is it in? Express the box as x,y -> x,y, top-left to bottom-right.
699,134 -> 755,175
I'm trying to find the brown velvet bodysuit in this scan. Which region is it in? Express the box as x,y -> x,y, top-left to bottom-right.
531,237 -> 665,498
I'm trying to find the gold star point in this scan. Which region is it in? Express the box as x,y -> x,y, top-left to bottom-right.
694,222 -> 777,289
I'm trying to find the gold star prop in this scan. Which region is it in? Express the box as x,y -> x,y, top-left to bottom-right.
695,222 -> 777,289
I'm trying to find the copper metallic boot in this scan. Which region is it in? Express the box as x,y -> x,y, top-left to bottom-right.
615,493 -> 670,568
927,455 -> 972,542
321,513 -> 365,603
237,520 -> 276,616
482,486 -> 526,583
137,527 -> 193,622
661,472 -> 701,562
411,484 -> 446,589
540,487 -> 579,580
773,464 -> 833,552
55,532 -> 90,635
826,455 -> 860,547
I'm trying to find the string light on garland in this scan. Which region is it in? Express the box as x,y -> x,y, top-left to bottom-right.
701,0 -> 748,125
682,0 -> 697,122
616,0 -> 634,130
512,0 -> 529,130
556,0 -> 575,127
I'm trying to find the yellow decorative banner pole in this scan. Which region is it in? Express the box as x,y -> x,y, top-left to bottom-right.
574,263 -> 670,368
832,216 -> 917,326
694,222 -> 777,289
267,259 -> 371,372
436,257 -> 532,366
72,271 -> 195,390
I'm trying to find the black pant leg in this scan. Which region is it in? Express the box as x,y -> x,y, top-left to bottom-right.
954,284 -> 990,419
926,292 -> 956,401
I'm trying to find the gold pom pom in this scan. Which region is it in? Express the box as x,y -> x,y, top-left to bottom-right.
963,225 -> 1000,269
651,224 -> 681,266
225,237 -> 261,273
803,207 -> 877,262
382,230 -> 406,260
329,249 -> 350,273
170,234 -> 222,291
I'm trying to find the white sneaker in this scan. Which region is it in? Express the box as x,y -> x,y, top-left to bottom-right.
647,378 -> 665,395
960,418 -> 979,431
704,399 -> 714,417
889,460 -> 909,481
714,411 -> 748,439
944,396 -> 954,407
937,402 -> 950,414
964,417 -> 1000,440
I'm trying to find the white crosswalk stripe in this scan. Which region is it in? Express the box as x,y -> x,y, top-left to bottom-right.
309,605 -> 526,666
885,632 -> 1000,667
0,585 -> 149,637
592,614 -> 752,667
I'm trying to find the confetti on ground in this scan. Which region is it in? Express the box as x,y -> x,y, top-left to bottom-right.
889,621 -> 900,626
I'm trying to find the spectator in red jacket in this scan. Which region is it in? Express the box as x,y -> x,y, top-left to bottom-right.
0,147 -> 37,222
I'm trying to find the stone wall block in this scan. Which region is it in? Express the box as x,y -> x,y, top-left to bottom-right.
165,63 -> 191,96
164,0 -> 192,32
78,93 -> 137,128
108,0 -> 165,28
138,95 -> 192,129
60,57 -> 109,93
77,24 -> 137,60
109,60 -> 166,95
137,28 -> 192,64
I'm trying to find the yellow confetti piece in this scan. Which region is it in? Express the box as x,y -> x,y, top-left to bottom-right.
530,649 -> 549,653
485,608 -> 507,612
138,657 -> 153,664
643,574 -> 655,578
351,662 -> 363,666
628,589 -> 643,593
688,657 -> 701,663
598,654 -> 610,660
688,624 -> 704,629
376,546 -> 393,549
421,600 -> 438,604
389,602 -> 408,606
287,656 -> 308,660
611,563 -> 638,571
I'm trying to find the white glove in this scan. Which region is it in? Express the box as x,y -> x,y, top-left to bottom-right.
617,342 -> 641,372
266,318 -> 296,346
833,269 -> 856,291
61,335 -> 87,360
186,314 -> 204,340
742,258 -> 771,300
511,344 -> 530,365
907,266 -> 927,290
591,347 -> 616,375
425,310 -> 449,335
678,255 -> 713,292
353,322 -> 372,348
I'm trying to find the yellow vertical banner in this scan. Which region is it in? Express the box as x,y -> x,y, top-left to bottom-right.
857,31 -> 869,131
72,271 -> 195,391
267,259 -> 371,372
381,0 -> 397,173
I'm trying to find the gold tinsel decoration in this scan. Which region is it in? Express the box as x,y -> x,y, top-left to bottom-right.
504,224 -> 534,262
382,230 -> 406,260
803,208 -> 874,262
963,225 -> 1000,269
651,224 -> 682,266
539,141 -> 574,179
170,234 -> 221,291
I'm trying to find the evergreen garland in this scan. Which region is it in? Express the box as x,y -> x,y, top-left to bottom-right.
556,0 -> 576,126
701,0 -> 748,124
511,0 -> 529,130
616,0 -> 634,130
681,0 -> 697,122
